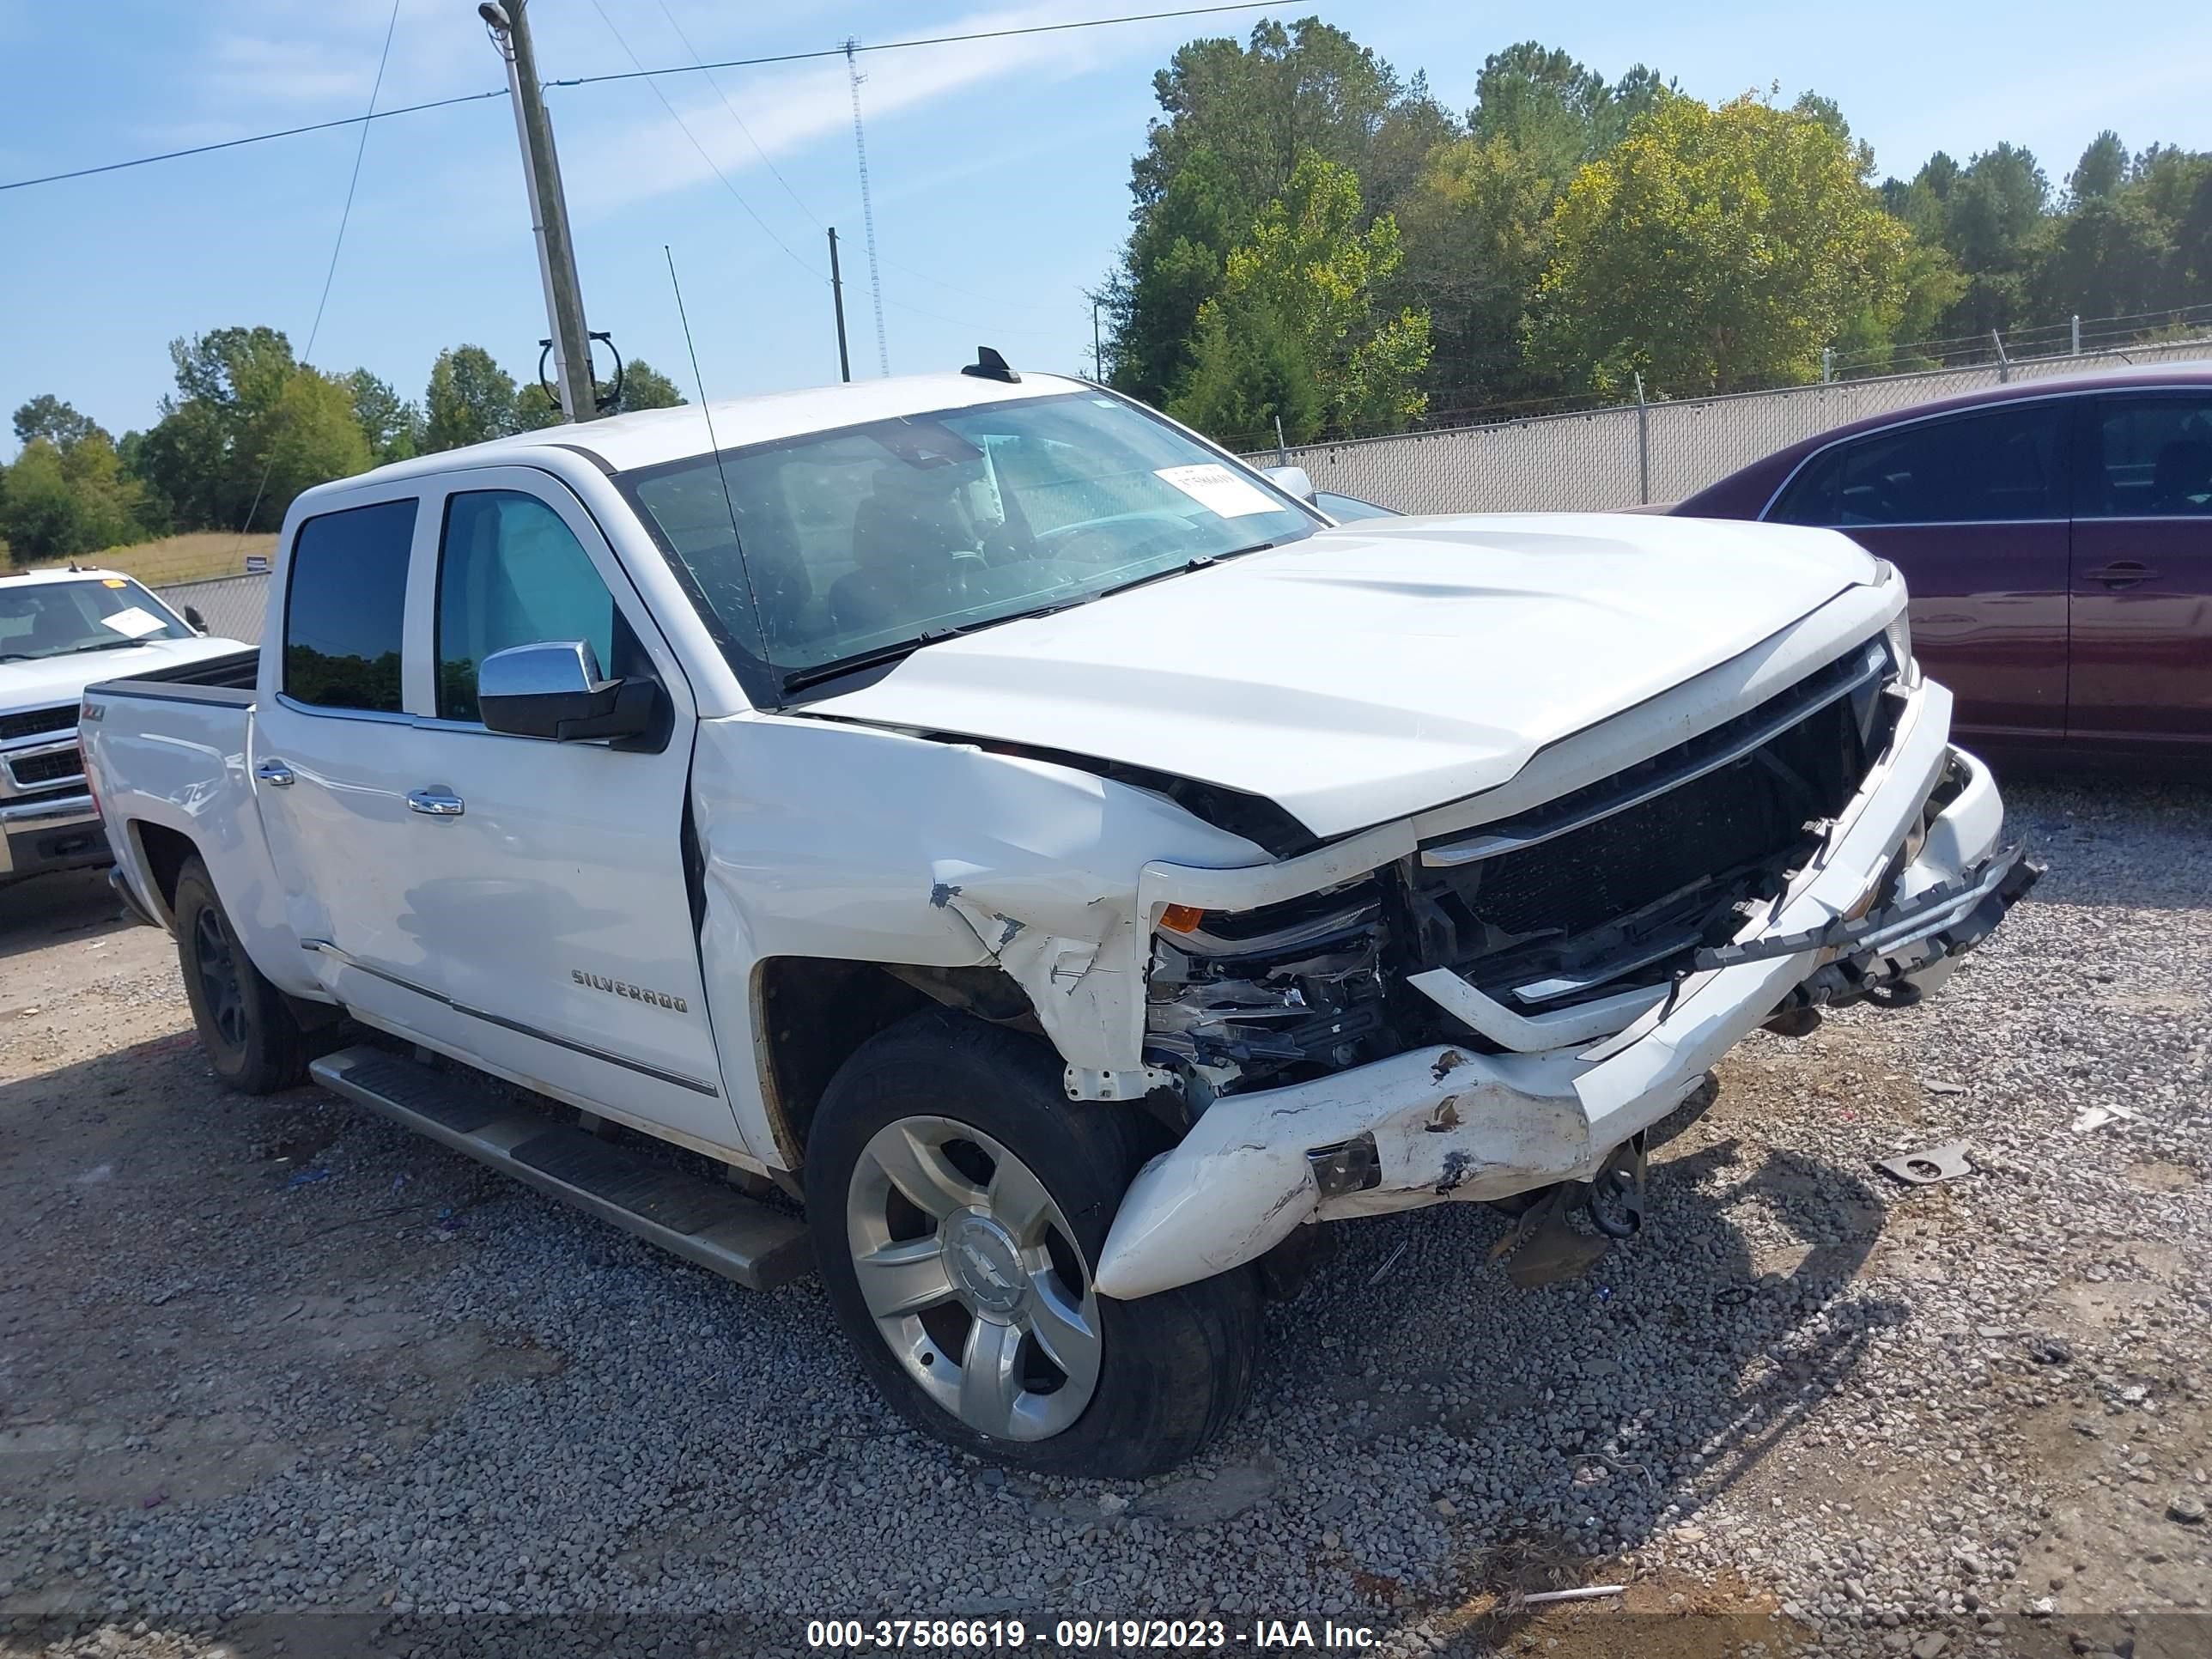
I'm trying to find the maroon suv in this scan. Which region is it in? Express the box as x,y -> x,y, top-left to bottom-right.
1675,365 -> 2212,758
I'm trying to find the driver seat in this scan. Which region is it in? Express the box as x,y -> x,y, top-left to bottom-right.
829,468 -> 977,636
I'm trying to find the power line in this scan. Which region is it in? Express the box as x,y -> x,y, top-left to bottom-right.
546,3 -> 1278,90
2,3 -> 1275,195
647,0 -> 822,230
0,88 -> 509,193
236,0 -> 404,547
299,0 -> 402,366
584,0 -> 826,282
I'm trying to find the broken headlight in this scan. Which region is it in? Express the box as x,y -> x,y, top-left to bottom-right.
1144,880 -> 1389,1089
1875,563 -> 1920,689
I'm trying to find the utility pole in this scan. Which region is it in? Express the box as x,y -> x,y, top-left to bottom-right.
480,1 -> 598,422
828,228 -> 852,383
1092,301 -> 1103,381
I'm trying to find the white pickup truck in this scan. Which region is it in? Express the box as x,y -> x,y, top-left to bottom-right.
1,566 -> 245,884
83,362 -> 2035,1476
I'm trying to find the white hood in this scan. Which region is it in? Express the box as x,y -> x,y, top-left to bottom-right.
803,513 -> 1882,839
1,635 -> 247,712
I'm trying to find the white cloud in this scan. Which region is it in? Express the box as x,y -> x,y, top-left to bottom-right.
556,2 -> 1157,218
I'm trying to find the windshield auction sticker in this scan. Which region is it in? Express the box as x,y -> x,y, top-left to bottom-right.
1153,463 -> 1281,518
97,606 -> 168,639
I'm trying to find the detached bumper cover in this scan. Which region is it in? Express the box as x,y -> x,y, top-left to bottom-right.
1095,678 -> 2026,1300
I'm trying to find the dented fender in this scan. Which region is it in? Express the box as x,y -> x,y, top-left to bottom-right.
686,714 -> 1265,1164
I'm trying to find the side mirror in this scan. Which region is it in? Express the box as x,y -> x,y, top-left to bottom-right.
1262,465 -> 1316,503
183,605 -> 208,633
477,641 -> 657,743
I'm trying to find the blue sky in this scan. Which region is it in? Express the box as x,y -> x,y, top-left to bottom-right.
3,0 -> 2209,457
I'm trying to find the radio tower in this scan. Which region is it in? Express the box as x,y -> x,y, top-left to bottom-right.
844,39 -> 890,377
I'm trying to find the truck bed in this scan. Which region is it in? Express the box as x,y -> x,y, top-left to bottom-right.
89,647 -> 259,700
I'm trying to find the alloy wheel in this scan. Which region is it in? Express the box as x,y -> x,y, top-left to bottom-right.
191,905 -> 248,1052
844,1115 -> 1103,1441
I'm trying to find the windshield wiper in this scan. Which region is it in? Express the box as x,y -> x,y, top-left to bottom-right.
780,629 -> 968,696
67,638 -> 149,654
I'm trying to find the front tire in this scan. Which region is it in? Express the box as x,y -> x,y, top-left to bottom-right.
805,1011 -> 1259,1478
172,855 -> 308,1094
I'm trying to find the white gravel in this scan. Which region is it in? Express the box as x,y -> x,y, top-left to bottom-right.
2,777 -> 2207,1658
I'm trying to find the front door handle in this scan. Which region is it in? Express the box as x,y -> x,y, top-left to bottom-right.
405,787 -> 465,817
2086,562 -> 2157,588
254,759 -> 295,787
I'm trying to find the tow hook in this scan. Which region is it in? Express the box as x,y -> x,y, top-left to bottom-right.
1585,1132 -> 1649,1239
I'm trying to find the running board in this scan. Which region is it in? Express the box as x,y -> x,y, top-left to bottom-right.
310,1046 -> 812,1291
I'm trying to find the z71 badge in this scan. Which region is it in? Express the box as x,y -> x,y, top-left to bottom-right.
572,969 -> 688,1012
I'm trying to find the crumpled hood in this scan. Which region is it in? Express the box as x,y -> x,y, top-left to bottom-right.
802,513 -> 1881,839
2,635 -> 247,710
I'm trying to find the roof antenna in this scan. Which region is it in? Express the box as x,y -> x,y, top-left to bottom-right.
962,346 -> 1019,384
664,244 -> 773,676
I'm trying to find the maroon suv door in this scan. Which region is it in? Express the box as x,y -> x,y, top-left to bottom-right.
1766,400 -> 2071,746
2066,391 -> 2212,751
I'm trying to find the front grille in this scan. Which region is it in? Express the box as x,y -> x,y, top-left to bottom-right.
1398,651 -> 1897,1006
0,705 -> 76,743
9,750 -> 83,788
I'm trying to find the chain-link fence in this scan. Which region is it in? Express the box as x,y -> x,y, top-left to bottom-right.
158,574 -> 270,644
1248,337 -> 2212,515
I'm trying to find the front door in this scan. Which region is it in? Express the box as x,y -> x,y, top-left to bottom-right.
1765,399 -> 2071,745
391,466 -> 740,1152
2067,391 -> 2212,751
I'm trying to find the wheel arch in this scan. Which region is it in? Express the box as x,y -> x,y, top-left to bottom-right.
750,957 -> 1045,1173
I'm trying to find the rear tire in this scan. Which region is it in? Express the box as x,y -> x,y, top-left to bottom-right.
173,856 -> 308,1094
805,1009 -> 1259,1478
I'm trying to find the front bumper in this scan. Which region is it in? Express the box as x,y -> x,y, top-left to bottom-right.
1094,678 -> 2026,1300
0,794 -> 106,880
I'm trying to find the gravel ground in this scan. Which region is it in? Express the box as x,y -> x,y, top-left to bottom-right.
1,777 -> 2207,1659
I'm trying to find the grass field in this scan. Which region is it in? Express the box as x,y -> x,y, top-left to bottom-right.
20,531 -> 278,586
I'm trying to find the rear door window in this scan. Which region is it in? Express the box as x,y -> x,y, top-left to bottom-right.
283,498 -> 416,713
1771,403 -> 2066,526
2081,393 -> 2212,517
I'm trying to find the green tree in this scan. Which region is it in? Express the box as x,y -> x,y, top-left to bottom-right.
1107,18 -> 1454,406
136,326 -> 306,529
1385,133 -> 1559,408
422,346 -> 520,452
1,441 -> 81,562
1533,92 -> 1913,394
12,394 -> 99,451
346,369 -> 419,465
0,434 -> 149,562
1468,42 -> 1668,180
1940,143 -> 2051,333
2068,131 -> 2129,205
611,356 -> 686,413
259,373 -> 374,514
1169,301 -> 1324,447
1170,153 -> 1431,441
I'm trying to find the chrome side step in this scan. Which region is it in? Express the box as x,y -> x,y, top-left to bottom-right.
310,1046 -> 812,1291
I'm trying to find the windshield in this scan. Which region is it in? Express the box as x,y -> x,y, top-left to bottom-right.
0,577 -> 193,662
621,391 -> 1318,699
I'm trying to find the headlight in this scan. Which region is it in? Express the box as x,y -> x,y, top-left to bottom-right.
1875,565 -> 1920,688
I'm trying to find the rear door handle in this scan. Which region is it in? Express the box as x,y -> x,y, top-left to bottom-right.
405,787 -> 465,817
2085,562 -> 2157,588
254,759 -> 295,787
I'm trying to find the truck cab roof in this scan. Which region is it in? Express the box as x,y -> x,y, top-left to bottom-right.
339,370 -> 1090,498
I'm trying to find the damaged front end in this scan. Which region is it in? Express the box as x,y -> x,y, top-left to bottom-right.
1101,648 -> 2035,1302
1139,635 -> 1911,1109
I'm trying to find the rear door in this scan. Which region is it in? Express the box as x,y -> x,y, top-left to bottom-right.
2066,390 -> 2212,750
390,465 -> 740,1152
1766,399 -> 2070,744
252,492 -> 442,1038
